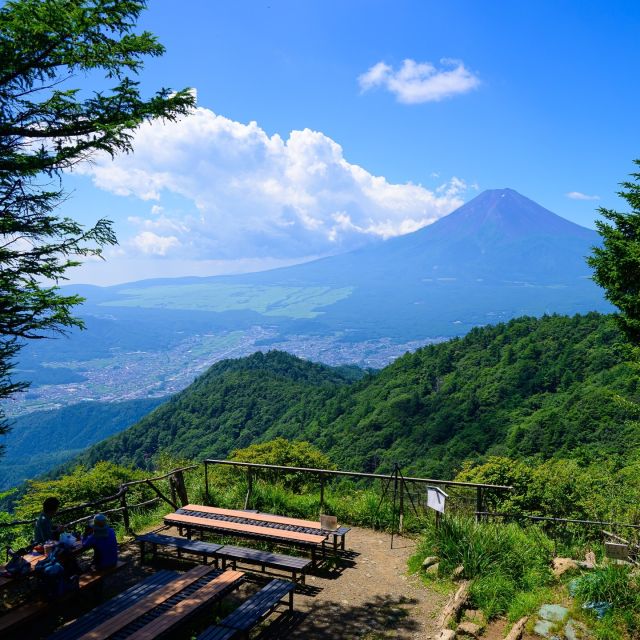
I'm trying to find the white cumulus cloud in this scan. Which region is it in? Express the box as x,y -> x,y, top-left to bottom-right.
566,191 -> 600,201
132,231 -> 180,256
358,58 -> 480,104
76,104 -> 470,261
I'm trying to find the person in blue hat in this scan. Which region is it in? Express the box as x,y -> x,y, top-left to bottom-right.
81,513 -> 118,570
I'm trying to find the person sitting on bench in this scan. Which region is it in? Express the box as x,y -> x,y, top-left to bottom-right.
82,513 -> 118,570
34,496 -> 63,544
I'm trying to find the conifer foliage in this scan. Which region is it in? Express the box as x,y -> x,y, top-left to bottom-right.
0,0 -> 195,450
589,160 -> 640,343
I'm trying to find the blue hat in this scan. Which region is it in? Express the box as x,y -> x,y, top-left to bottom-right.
91,513 -> 109,538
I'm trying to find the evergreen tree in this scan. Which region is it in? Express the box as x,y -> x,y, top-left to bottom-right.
588,160 -> 640,343
0,0 -> 195,453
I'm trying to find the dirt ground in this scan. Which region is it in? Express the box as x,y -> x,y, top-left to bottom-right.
266,526 -> 448,639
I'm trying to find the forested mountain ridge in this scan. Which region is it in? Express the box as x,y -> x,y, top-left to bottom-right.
81,351 -> 364,468
78,313 -> 637,478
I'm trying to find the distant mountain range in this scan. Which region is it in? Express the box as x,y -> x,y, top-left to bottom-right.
75,188 -> 609,335
9,188 -> 611,416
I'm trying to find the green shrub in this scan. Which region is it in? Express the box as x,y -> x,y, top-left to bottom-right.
228,438 -> 335,491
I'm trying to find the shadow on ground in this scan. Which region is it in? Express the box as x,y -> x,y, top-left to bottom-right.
261,594 -> 421,639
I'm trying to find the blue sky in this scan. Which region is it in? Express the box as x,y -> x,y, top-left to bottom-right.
64,0 -> 640,284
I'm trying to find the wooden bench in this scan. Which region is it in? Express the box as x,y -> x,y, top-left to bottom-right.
197,579 -> 295,640
164,513 -> 326,565
48,570 -> 179,640
137,533 -> 222,566
0,560 -> 127,636
215,545 -> 311,584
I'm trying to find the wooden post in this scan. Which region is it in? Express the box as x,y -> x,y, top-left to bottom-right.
174,470 -> 189,506
244,469 -> 253,510
476,487 -> 483,523
319,475 -> 325,515
170,475 -> 178,507
204,461 -> 210,503
391,464 -> 399,549
120,487 -> 131,534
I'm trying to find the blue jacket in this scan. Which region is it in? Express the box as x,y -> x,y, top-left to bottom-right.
82,527 -> 118,569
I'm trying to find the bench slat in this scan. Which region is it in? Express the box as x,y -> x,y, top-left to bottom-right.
165,513 -> 325,545
0,602 -> 45,634
216,545 -> 310,570
137,533 -> 222,555
196,579 -> 294,640
219,579 -> 294,632
197,626 -> 236,640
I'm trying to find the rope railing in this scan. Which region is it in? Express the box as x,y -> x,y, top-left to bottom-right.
203,459 -> 514,489
63,497 -> 161,528
0,487 -> 128,528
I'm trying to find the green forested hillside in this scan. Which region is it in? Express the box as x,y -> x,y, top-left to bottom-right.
79,313 -> 638,478
81,351 -> 364,468
1,398 -> 165,489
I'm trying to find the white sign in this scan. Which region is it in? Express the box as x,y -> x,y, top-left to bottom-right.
426,487 -> 447,513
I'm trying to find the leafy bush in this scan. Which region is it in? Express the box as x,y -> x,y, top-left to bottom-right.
14,462 -> 152,525
228,438 -> 335,491
456,456 -> 640,538
573,565 -> 640,640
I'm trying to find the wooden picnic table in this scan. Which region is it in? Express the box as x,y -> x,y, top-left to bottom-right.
180,504 -> 350,550
164,512 -> 327,565
47,565 -> 244,640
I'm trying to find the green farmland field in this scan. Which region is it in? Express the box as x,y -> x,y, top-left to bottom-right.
101,283 -> 354,319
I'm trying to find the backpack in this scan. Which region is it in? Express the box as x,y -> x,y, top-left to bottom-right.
34,548 -> 78,599
4,548 -> 31,578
